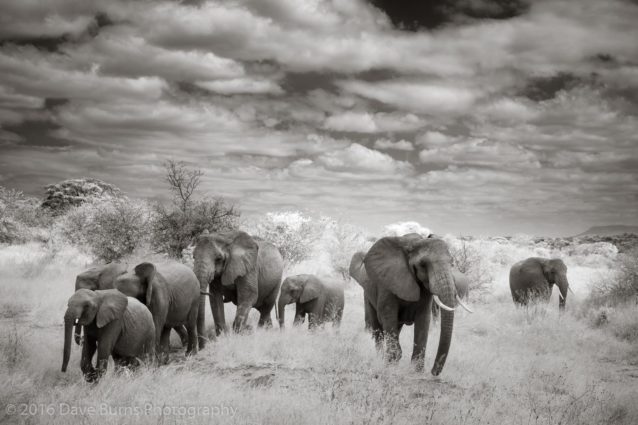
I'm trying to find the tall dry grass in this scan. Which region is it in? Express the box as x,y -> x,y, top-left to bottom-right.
0,240 -> 637,425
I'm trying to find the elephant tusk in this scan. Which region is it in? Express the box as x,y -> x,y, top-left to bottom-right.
433,295 -> 455,312
200,291 -> 211,296
568,286 -> 575,295
456,295 -> 474,313
558,291 -> 565,300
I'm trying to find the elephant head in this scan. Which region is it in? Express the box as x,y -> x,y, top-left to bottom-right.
113,263 -> 157,308
349,251 -> 369,290
277,274 -> 322,328
62,289 -> 128,372
73,263 -> 127,345
541,258 -> 570,309
364,234 -> 459,376
192,230 -> 259,333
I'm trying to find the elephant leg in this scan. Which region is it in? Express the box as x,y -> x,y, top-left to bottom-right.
185,305 -> 198,356
95,325 -> 120,381
257,310 -> 273,328
233,303 -> 254,333
378,295 -> 401,363
365,300 -> 383,352
412,296 -> 432,372
210,283 -> 228,336
233,284 -> 258,333
173,326 -> 188,347
257,286 -> 277,328
81,335 -> 97,381
293,305 -> 305,326
159,327 -> 171,364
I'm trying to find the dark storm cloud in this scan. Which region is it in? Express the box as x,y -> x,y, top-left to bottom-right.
367,0 -> 529,30
0,0 -> 637,235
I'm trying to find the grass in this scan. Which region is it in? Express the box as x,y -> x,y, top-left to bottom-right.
0,242 -> 637,424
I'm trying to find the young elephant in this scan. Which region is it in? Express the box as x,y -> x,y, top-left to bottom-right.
62,289 -> 155,382
114,262 -> 200,362
73,263 -> 188,347
509,257 -> 571,310
277,274 -> 344,329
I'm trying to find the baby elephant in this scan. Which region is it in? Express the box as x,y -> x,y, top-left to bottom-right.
277,274 -> 344,329
62,289 -> 155,382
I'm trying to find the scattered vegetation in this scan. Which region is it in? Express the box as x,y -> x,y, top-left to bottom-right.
1,178 -> 637,424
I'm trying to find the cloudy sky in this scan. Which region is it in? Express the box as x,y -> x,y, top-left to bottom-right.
0,0 -> 637,236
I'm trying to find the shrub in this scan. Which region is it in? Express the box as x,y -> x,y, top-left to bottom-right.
586,248 -> 638,308
56,197 -> 151,262
446,237 -> 493,298
322,219 -> 372,280
0,186 -> 52,243
250,211 -> 321,266
150,198 -> 239,259
41,178 -> 122,214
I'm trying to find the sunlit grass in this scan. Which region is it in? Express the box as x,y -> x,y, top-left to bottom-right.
0,242 -> 637,424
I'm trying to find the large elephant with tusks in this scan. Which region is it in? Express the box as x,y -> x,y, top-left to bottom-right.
362,233 -> 472,375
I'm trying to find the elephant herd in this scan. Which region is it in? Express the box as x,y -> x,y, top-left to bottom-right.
61,230 -> 572,381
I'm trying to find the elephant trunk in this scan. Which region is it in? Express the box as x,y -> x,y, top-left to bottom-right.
429,265 -> 456,376
277,295 -> 289,329
194,263 -> 212,349
62,310 -> 76,372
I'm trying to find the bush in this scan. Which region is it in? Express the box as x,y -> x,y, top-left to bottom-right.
56,197 -> 151,262
250,211 -> 321,266
0,186 -> 52,243
586,248 -> 638,308
150,197 -> 239,259
446,237 -> 493,298
41,178 -> 122,214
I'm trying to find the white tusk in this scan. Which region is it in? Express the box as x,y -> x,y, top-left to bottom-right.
456,295 -> 474,313
558,291 -> 565,300
433,295 -> 455,312
568,286 -> 575,295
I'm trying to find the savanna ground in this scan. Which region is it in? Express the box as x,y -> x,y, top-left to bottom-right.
1,231 -> 638,425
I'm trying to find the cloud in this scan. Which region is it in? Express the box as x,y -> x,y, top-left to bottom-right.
373,139 -> 414,151
315,143 -> 413,175
338,79 -> 481,115
195,78 -> 283,95
323,111 -> 378,133
419,138 -> 541,170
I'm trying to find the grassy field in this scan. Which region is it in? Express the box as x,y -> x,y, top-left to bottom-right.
1,242 -> 637,425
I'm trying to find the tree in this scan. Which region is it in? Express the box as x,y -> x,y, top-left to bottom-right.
41,178 -> 122,214
151,161 -> 239,258
164,160 -> 204,214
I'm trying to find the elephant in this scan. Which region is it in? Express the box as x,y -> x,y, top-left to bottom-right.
193,230 -> 284,340
277,274 -> 344,329
62,289 -> 155,382
509,257 -> 571,310
73,263 -> 189,347
362,233 -> 473,376
113,262 -> 200,362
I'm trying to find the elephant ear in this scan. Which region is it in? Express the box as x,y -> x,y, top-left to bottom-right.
364,237 -> 420,302
221,232 -> 258,287
96,289 -> 128,328
349,252 -> 368,290
300,275 -> 322,303
134,262 -> 156,307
